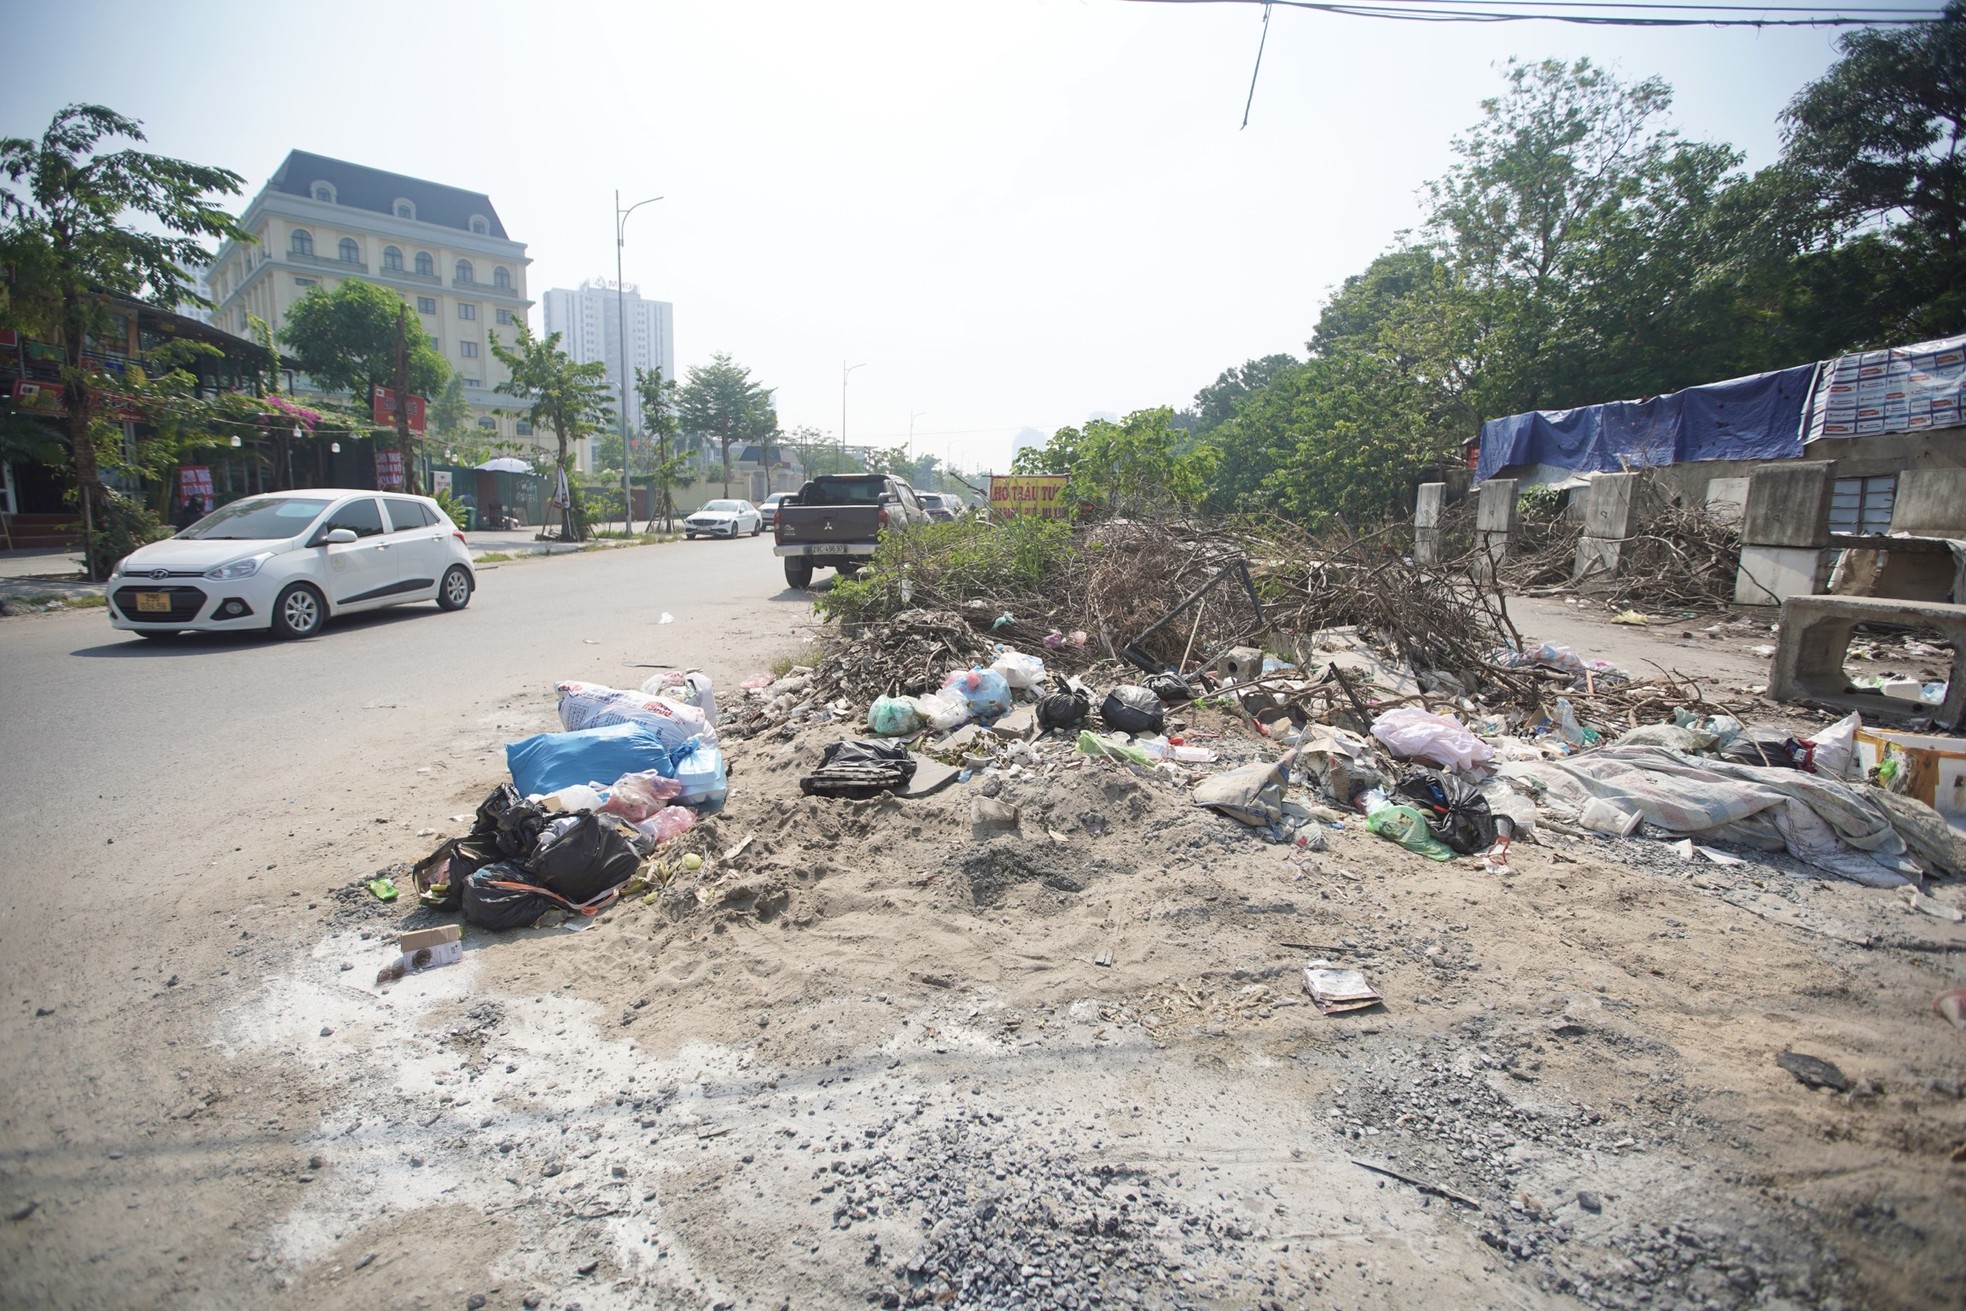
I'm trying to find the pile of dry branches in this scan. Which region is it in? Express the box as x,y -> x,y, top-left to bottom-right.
1594,502 -> 1743,611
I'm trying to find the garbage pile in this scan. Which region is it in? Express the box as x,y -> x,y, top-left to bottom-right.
401,671 -> 731,937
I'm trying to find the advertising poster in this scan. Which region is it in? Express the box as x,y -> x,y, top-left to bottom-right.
376,449 -> 406,490
370,385 -> 428,433
432,470 -> 453,498
988,474 -> 1071,520
1806,333 -> 1966,441
177,465 -> 214,512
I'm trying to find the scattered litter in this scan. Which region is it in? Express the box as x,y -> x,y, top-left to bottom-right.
375,924 -> 463,984
1610,610 -> 1649,625
1303,961 -> 1384,1015
364,877 -> 398,902
1351,1158 -> 1479,1208
1776,1051 -> 1849,1092
658,612 -> 674,624
1934,988 -> 1966,1032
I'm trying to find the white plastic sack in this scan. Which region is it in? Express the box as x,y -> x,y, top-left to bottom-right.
918,691 -> 970,732
640,670 -> 718,728
991,651 -> 1046,690
1370,707 -> 1495,773
557,680 -> 715,748
1810,711 -> 1861,781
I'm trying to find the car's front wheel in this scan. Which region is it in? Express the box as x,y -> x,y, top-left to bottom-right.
437,565 -> 473,612
271,583 -> 326,640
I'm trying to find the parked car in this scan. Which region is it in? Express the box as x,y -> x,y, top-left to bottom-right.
107,488 -> 475,641
685,498 -> 763,539
918,492 -> 961,522
757,492 -> 793,529
773,473 -> 932,588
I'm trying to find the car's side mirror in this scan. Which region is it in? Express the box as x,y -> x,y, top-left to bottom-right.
316,528 -> 358,546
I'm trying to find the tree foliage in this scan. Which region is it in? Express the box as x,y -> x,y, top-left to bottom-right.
677,352 -> 777,496
280,278 -> 448,400
0,103 -> 249,576
1016,408 -> 1212,519
490,322 -> 613,541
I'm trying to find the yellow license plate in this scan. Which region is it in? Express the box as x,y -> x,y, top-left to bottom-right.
135,591 -> 171,613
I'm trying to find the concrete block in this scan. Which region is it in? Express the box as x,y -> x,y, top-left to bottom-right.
1414,528 -> 1441,566
1414,483 -> 1443,565
1735,545 -> 1829,606
1475,479 -> 1518,535
1768,594 -> 1966,728
1704,476 -> 1749,524
1582,472 -> 1640,541
1742,461 -> 1833,548
1889,469 -> 1966,538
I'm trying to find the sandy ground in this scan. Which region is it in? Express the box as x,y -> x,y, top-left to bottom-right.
3,573 -> 1963,1311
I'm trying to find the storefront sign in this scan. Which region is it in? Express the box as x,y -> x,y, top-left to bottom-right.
178,465 -> 214,513
376,449 -> 406,490
988,474 -> 1071,520
370,385 -> 428,433
432,470 -> 453,497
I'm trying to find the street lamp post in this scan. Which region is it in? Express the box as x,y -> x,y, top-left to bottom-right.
616,190 -> 663,533
841,360 -> 867,471
908,409 -> 927,484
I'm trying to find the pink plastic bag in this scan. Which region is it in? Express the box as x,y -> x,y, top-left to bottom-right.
635,805 -> 695,844
599,770 -> 684,822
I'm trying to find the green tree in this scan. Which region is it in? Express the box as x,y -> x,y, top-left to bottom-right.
0,104 -> 249,577
677,352 -> 777,496
490,322 -> 613,541
782,424 -> 855,480
1774,1 -> 1966,338
1035,407 -> 1213,519
633,365 -> 689,530
1190,353 -> 1299,431
429,374 -> 470,445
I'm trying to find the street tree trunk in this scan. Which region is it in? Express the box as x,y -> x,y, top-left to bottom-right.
61,289 -> 103,581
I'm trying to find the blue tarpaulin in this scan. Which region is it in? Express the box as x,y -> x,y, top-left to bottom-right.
1476,364 -> 1816,483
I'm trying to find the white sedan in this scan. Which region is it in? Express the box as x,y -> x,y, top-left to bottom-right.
107,488 -> 476,640
684,499 -> 763,539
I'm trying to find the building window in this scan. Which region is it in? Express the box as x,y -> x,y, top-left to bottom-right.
414,251 -> 434,276
393,198 -> 415,220
460,341 -> 479,358
463,378 -> 480,388
294,276 -> 317,287
469,216 -> 490,235
1831,476 -> 1897,535
458,303 -> 477,321
455,260 -> 474,284
338,237 -> 360,264
495,308 -> 514,326
290,229 -> 314,256
517,420 -> 532,437
493,266 -> 511,290
311,181 -> 335,203
416,296 -> 436,314
477,416 -> 497,430
382,246 -> 403,271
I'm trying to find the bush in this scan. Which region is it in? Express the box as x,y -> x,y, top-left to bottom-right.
82,489 -> 167,578
813,514 -> 1071,624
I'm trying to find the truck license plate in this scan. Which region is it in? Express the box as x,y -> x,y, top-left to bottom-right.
136,591 -> 170,613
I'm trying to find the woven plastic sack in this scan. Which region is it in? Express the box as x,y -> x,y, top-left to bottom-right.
556,680 -> 715,747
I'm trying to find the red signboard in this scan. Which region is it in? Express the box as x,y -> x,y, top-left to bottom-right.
10,379 -> 64,415
371,385 -> 428,433
178,465 -> 214,513
376,449 -> 406,491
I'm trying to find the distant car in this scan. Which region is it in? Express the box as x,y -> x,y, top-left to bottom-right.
685,499 -> 763,539
918,492 -> 961,522
757,492 -> 793,529
107,488 -> 475,641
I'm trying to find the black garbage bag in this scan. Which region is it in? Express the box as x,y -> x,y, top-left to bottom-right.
1718,735 -> 1811,770
473,783 -> 522,838
462,860 -> 560,931
1143,672 -> 1195,703
1394,768 -> 1498,855
1101,685 -> 1165,735
800,739 -> 918,799
1037,678 -> 1092,732
528,811 -> 642,905
411,833 -> 499,912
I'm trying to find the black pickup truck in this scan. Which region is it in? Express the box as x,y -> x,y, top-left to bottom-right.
772,473 -> 931,588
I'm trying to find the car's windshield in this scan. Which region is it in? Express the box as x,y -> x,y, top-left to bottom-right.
703,500 -> 743,512
178,497 -> 331,541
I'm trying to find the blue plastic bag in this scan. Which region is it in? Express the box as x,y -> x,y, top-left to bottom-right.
507,721 -> 677,798
669,742 -> 728,808
942,667 -> 1012,720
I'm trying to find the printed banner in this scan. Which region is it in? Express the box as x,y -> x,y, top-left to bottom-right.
177,465 -> 214,513
988,474 -> 1071,520
432,470 -> 453,497
1805,333 -> 1966,442
376,449 -> 406,490
370,385 -> 428,433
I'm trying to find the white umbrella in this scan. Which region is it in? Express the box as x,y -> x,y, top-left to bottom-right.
475,456 -> 532,473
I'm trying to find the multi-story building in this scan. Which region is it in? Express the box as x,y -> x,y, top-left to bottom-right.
541,280 -> 674,465
204,150 -> 545,459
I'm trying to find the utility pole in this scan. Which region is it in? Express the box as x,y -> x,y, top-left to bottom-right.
616,191 -> 663,534
393,305 -> 419,495
842,360 -> 867,471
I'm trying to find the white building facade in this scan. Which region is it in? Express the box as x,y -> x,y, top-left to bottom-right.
205,151 -> 544,458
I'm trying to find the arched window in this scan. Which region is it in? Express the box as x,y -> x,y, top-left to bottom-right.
414,251 -> 433,276
290,229 -> 314,256
469,216 -> 490,236
455,259 -> 474,284
382,246 -> 403,271
310,181 -> 335,203
492,266 -> 511,290
393,198 -> 415,220
338,238 -> 360,264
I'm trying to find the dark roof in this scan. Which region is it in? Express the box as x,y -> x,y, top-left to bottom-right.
268,150 -> 509,239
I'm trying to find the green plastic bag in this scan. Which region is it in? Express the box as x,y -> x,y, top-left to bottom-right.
1077,730 -> 1153,767
1367,804 -> 1457,861
868,696 -> 925,736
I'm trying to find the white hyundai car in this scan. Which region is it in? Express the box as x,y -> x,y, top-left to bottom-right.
684,498 -> 763,539
107,489 -> 476,640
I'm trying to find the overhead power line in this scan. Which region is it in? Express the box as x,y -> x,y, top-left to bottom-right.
1121,0 -> 1954,25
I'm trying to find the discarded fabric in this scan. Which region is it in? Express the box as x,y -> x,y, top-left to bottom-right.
1370,707 -> 1495,773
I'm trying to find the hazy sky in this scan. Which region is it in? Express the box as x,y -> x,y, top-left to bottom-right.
3,0 -> 1856,471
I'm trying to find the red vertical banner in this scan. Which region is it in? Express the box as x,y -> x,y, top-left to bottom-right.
178,465 -> 214,512
376,450 -> 405,490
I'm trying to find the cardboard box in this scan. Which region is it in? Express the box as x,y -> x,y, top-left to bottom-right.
396,924 -> 463,972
